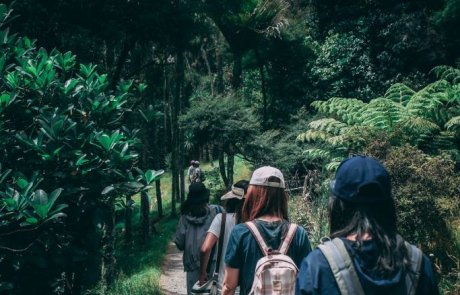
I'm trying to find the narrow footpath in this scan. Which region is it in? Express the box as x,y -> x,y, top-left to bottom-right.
159,242 -> 187,295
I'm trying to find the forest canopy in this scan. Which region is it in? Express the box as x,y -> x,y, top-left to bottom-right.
0,0 -> 459,294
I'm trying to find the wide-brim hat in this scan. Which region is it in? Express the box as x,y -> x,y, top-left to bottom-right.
331,155 -> 391,203
221,185 -> 245,200
187,182 -> 210,204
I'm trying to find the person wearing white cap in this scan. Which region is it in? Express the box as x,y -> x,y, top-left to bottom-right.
222,166 -> 312,295
197,180 -> 250,295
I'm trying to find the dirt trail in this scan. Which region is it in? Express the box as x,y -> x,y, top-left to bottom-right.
160,242 -> 187,295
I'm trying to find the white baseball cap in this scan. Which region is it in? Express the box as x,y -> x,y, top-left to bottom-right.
249,166 -> 285,188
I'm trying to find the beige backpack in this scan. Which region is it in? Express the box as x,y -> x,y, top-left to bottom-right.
246,221 -> 298,295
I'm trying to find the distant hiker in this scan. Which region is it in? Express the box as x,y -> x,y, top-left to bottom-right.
295,155 -> 439,295
198,180 -> 250,295
222,166 -> 312,295
175,182 -> 224,295
188,160 -> 197,183
194,161 -> 202,183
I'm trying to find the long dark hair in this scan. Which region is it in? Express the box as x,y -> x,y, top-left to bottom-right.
242,177 -> 288,222
223,180 -> 249,224
329,196 -> 410,277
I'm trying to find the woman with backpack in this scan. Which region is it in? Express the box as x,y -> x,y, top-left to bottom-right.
175,182 -> 223,295
198,180 -> 250,295
295,155 -> 439,295
222,166 -> 312,295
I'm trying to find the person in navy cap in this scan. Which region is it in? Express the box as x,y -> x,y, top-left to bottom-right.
296,155 -> 439,295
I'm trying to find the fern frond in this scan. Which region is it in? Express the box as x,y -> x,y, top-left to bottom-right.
384,83 -> 415,106
432,131 -> 456,149
361,98 -> 404,129
308,118 -> 348,135
399,116 -> 440,134
311,97 -> 366,125
406,82 -> 449,121
325,135 -> 347,147
431,66 -> 460,84
302,148 -> 331,161
445,116 -> 460,131
296,130 -> 329,143
325,160 -> 341,172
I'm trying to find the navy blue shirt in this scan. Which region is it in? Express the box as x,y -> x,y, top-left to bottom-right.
225,219 -> 312,295
296,238 -> 439,295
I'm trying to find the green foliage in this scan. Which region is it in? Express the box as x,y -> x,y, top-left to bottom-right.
0,5 -> 162,294
298,68 -> 460,167
180,94 -> 259,154
88,216 -> 177,295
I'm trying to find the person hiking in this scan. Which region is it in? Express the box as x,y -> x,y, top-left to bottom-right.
295,155 -> 439,295
175,182 -> 224,295
188,160 -> 197,183
222,166 -> 312,295
194,161 -> 202,183
198,180 -> 250,295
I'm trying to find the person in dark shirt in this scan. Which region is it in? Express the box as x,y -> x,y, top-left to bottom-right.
223,166 -> 312,295
296,155 -> 439,295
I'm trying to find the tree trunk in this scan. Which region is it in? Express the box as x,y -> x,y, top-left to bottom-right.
255,49 -> 268,129
153,119 -> 164,219
110,38 -> 136,90
155,180 -> 163,218
179,158 -> 186,204
140,191 -> 150,244
218,144 -> 229,187
125,195 -> 133,244
101,202 -> 116,287
216,40 -> 224,94
232,52 -> 243,90
226,152 -> 234,189
171,50 -> 185,216
201,44 -> 214,96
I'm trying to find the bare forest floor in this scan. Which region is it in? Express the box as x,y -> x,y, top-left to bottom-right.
159,242 -> 187,295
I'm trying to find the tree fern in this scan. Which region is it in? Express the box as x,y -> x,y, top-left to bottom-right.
360,98 -> 404,130
431,65 -> 460,84
384,83 -> 415,106
299,66 -> 460,170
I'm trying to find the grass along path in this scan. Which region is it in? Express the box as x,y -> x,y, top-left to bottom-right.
94,156 -> 253,295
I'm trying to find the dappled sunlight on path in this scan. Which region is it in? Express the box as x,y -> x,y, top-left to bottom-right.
160,242 -> 187,295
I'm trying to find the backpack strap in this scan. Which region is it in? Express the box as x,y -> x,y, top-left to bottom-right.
318,238 -> 366,295
246,221 -> 269,256
278,223 -> 297,255
405,242 -> 423,295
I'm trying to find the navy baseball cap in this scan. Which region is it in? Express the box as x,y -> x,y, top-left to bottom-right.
331,155 -> 391,203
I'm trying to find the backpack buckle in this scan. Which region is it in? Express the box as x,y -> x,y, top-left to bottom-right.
320,236 -> 332,244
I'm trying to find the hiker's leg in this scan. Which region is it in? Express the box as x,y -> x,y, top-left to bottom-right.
186,269 -> 200,295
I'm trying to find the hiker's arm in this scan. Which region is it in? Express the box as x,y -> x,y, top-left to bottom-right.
222,266 -> 239,295
199,232 -> 218,284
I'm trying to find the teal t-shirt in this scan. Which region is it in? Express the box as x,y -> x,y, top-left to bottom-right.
224,219 -> 312,295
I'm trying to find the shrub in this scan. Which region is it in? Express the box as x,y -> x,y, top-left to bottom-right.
0,5 -> 160,293
365,144 -> 460,273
